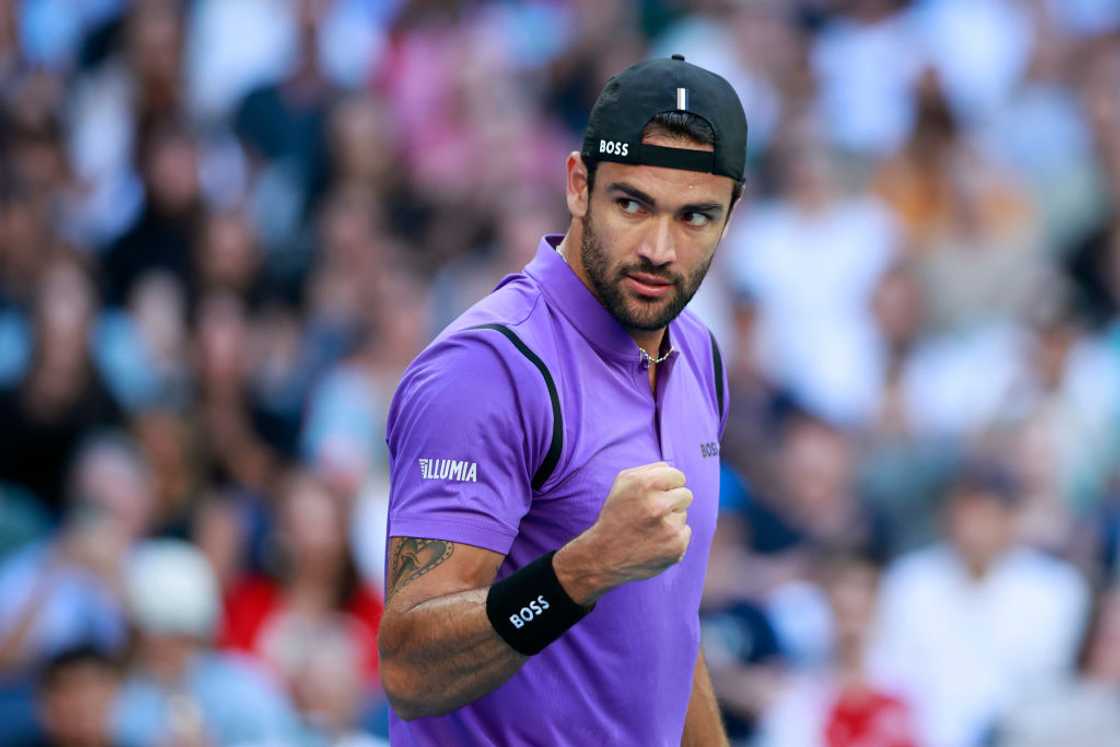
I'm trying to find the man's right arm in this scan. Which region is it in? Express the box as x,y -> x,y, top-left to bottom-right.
377,537 -> 527,721
379,463 -> 693,721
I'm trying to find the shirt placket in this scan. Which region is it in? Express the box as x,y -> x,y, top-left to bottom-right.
634,350 -> 680,465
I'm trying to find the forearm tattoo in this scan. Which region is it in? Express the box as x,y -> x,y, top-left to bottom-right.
387,537 -> 455,600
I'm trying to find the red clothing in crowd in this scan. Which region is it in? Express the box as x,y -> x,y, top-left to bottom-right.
825,689 -> 918,747
221,575 -> 384,680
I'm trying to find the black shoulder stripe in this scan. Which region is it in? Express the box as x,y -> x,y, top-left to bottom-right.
710,331 -> 725,422
469,323 -> 563,491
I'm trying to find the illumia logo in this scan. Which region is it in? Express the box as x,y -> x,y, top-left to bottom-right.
599,139 -> 629,157
418,458 -> 478,483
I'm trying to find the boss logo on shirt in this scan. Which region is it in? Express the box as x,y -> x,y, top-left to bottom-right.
700,442 -> 719,458
508,595 -> 551,629
418,457 -> 478,482
599,139 -> 629,157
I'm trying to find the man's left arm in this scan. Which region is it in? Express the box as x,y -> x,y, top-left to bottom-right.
682,649 -> 729,747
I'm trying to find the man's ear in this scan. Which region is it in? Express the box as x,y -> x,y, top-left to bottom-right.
720,205 -> 737,242
565,152 -> 590,219
720,184 -> 745,241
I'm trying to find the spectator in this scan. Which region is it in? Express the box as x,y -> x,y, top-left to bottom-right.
0,433 -> 154,669
759,550 -> 919,747
713,289 -> 791,493
221,471 -> 382,686
737,414 -> 894,668
0,432 -> 154,745
725,115 -> 900,425
980,6 -> 1103,251
811,0 -> 923,157
191,291 -> 280,494
751,415 -> 893,564
913,0 -> 1033,121
871,462 -> 1090,747
130,408 -> 203,538
913,141 -> 1045,334
27,645 -> 122,747
100,121 -> 202,308
234,0 -> 338,247
995,586 -> 1120,746
65,0 -> 187,249
701,593 -> 785,744
289,619 -> 389,747
114,539 -> 300,747
0,185 -> 51,313
872,68 -> 960,251
191,209 -> 266,311
94,271 -> 191,412
0,254 -> 123,517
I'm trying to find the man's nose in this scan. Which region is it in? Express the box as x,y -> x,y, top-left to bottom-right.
637,217 -> 676,267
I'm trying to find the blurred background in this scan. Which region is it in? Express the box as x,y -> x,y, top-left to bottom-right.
0,0 -> 1118,746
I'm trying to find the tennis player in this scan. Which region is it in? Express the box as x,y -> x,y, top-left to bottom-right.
379,54 -> 747,746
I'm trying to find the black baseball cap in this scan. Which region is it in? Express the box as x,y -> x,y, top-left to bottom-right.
581,54 -> 748,183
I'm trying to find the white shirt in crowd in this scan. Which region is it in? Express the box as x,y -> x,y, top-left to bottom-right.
869,546 -> 1089,747
812,7 -> 923,157
726,196 -> 898,427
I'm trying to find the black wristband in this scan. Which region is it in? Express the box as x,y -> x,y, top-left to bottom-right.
486,551 -> 594,656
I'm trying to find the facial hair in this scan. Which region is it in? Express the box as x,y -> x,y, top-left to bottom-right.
579,212 -> 714,332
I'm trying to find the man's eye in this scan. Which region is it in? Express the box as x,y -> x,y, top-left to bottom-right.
684,211 -> 712,227
618,199 -> 642,215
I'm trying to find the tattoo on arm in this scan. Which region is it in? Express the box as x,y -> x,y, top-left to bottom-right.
387,538 -> 455,600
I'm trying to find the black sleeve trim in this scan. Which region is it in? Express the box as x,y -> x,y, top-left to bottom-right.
469,323 -> 563,491
709,331 -> 725,422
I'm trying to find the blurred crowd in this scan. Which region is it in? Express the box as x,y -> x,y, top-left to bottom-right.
0,0 -> 1118,746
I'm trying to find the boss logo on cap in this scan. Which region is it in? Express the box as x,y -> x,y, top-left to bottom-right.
599,139 -> 629,157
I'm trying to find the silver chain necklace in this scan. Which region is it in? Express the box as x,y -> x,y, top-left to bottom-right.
639,346 -> 673,367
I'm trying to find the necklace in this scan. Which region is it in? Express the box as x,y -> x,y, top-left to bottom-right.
639,346 -> 673,367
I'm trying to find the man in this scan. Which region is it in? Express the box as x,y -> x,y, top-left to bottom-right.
380,55 -> 747,745
28,646 -> 122,747
870,462 -> 1088,747
113,540 -> 301,747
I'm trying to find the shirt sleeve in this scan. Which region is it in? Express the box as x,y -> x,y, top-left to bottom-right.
385,331 -> 551,557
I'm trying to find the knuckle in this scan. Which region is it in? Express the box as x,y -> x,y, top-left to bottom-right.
643,498 -> 665,523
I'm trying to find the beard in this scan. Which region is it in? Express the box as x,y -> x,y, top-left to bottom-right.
579,212 -> 714,332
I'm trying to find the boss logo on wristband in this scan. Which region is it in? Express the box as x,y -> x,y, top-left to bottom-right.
486,551 -> 593,655
508,595 -> 551,629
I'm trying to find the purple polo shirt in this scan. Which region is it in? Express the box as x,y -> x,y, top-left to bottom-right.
385,234 -> 728,746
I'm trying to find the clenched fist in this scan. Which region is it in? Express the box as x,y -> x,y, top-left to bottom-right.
553,462 -> 693,605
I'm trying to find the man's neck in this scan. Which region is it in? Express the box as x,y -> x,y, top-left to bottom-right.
959,549 -> 1009,581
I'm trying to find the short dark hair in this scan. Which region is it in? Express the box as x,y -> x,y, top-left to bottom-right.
40,645 -> 118,691
945,459 -> 1020,508
583,111 -> 745,210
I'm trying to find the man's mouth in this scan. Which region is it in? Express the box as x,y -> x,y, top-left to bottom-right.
624,272 -> 674,298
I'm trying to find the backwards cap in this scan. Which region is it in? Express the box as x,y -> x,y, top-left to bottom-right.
581,54 -> 748,183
